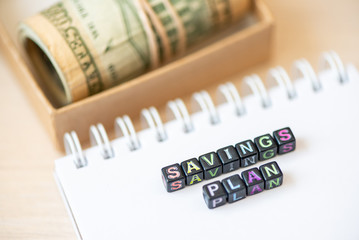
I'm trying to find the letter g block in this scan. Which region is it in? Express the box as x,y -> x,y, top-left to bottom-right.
254,134 -> 278,161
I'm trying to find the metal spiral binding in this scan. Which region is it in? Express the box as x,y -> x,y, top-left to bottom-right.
242,74 -> 272,108
89,123 -> 114,159
292,58 -> 321,91
217,82 -> 245,116
64,51 -> 348,168
141,107 -> 167,142
64,131 -> 87,168
192,90 -> 220,125
167,98 -> 194,133
115,115 -> 141,151
267,66 -> 297,99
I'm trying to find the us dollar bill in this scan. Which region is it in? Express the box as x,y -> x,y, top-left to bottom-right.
19,0 -> 250,106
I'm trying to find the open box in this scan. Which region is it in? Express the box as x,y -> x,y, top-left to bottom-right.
0,0 -> 274,150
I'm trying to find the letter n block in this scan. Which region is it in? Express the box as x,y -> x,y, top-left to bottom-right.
241,167 -> 265,196
235,140 -> 258,168
254,134 -> 278,161
181,158 -> 204,186
202,181 -> 227,209
259,161 -> 283,190
161,163 -> 186,192
199,152 -> 222,180
273,127 -> 296,154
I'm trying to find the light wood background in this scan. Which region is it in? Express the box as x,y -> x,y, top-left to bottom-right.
1,0 -> 358,239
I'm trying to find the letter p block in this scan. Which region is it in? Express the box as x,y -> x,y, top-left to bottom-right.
202,181 -> 227,209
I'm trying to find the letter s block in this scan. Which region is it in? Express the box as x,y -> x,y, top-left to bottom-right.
161,164 -> 186,192
202,181 -> 227,209
273,127 -> 296,154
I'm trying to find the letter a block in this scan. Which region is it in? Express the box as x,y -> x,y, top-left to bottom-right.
259,161 -> 283,190
273,127 -> 296,154
161,163 -> 186,192
254,134 -> 277,161
222,174 -> 246,203
241,167 -> 265,196
181,158 -> 204,186
202,181 -> 227,209
199,152 -> 222,180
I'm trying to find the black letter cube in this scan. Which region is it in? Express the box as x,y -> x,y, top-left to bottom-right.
273,127 -> 296,154
259,161 -> 283,190
217,146 -> 240,173
181,158 -> 204,185
199,152 -> 222,180
221,174 -> 246,203
235,140 -> 258,167
241,167 -> 265,196
161,163 -> 186,192
202,181 -> 227,209
254,134 -> 278,161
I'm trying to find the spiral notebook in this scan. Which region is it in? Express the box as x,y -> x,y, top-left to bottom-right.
55,52 -> 359,240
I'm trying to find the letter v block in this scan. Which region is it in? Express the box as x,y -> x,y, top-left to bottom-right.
199,152 -> 222,180
259,161 -> 283,190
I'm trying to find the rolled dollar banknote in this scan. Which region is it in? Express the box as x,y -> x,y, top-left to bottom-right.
19,0 -> 251,106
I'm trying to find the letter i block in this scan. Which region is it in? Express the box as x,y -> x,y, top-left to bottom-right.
217,146 -> 240,173
202,181 -> 227,209
259,161 -> 283,190
161,164 -> 186,192
241,168 -> 265,196
254,134 -> 278,161
221,174 -> 246,203
273,127 -> 296,154
235,140 -> 258,167
199,152 -> 222,180
181,158 -> 204,186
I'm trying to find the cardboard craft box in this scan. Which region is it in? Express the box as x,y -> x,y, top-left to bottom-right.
0,0 -> 274,150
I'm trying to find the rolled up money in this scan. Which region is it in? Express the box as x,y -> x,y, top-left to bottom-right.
19,0 -> 251,106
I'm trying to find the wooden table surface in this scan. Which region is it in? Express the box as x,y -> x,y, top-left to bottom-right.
1,0 -> 358,239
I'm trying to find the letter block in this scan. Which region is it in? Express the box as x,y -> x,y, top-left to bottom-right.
259,161 -> 283,190
161,163 -> 186,192
181,158 -> 204,186
217,146 -> 240,173
273,127 -> 296,154
221,174 -> 246,203
241,167 -> 265,196
199,152 -> 223,180
235,140 -> 258,168
254,134 -> 278,161
202,181 -> 227,209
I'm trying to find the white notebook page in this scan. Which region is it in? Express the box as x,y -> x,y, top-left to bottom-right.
55,65 -> 359,240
